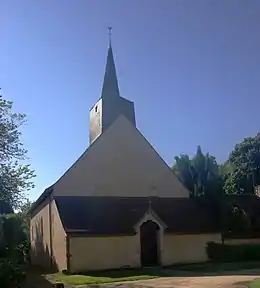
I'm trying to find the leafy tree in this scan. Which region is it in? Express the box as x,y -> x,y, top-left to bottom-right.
18,199 -> 34,216
173,154 -> 195,193
173,146 -> 225,223
0,214 -> 29,260
223,203 -> 251,237
173,146 -> 224,199
224,134 -> 260,195
172,135 -> 260,238
0,200 -> 14,214
17,199 -> 34,238
0,92 -> 35,209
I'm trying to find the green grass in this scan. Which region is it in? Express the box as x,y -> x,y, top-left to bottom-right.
53,269 -> 166,285
51,262 -> 260,286
248,279 -> 260,288
172,261 -> 260,272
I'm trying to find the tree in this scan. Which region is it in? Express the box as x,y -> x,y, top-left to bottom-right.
0,214 -> 28,287
18,199 -> 34,215
0,200 -> 14,214
173,154 -> 195,193
224,134 -> 260,195
173,146 -> 225,223
0,92 -> 35,209
17,199 -> 34,231
173,146 -> 224,199
223,203 -> 251,237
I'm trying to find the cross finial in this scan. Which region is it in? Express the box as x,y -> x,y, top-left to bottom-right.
108,26 -> 112,47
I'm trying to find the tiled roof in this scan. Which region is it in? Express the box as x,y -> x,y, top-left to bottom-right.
225,195 -> 260,230
28,185 -> 54,216
55,196 -> 221,236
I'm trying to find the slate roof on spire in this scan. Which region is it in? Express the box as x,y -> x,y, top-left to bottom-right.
101,32 -> 120,99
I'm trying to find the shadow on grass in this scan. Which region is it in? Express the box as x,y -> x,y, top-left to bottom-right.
233,280 -> 252,287
243,278 -> 260,288
166,261 -> 260,277
86,262 -> 260,278
53,269 -> 163,286
84,268 -> 169,278
51,262 -> 260,286
27,262 -> 260,287
25,266 -> 54,288
84,261 -> 260,278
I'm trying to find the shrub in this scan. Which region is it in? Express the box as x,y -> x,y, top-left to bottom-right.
0,258 -> 26,288
0,213 -> 29,287
0,214 -> 29,261
206,241 -> 260,262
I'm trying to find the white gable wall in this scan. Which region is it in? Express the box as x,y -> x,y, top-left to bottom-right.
54,115 -> 189,198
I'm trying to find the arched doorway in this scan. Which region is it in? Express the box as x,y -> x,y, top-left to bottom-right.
140,220 -> 160,267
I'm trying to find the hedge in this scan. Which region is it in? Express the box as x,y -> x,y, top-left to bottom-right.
206,241 -> 260,262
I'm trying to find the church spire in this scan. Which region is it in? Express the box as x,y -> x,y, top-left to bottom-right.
101,27 -> 120,99
108,26 -> 112,47
89,27 -> 136,144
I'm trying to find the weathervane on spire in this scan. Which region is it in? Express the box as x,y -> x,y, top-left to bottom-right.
108,26 -> 112,47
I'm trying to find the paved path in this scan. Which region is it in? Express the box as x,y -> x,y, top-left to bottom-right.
123,275 -> 258,287
26,269 -> 260,288
105,270 -> 260,288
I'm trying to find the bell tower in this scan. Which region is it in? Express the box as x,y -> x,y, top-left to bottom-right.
89,28 -> 136,144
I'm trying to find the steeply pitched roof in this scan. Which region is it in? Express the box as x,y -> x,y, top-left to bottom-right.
55,196 -> 220,236
0,200 -> 14,214
101,41 -> 120,100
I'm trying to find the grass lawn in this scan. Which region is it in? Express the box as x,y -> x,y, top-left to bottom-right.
53,269 -> 167,285
51,262 -> 260,286
248,279 -> 260,288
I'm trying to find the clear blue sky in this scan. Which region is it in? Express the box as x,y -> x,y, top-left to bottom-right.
1,1 -> 260,201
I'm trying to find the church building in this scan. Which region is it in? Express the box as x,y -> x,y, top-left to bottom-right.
29,35 -> 221,273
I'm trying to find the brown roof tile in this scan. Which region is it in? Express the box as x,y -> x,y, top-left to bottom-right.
55,196 -> 220,235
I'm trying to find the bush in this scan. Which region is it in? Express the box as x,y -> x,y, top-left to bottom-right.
0,214 -> 29,261
0,258 -> 26,287
206,241 -> 260,262
0,213 -> 29,287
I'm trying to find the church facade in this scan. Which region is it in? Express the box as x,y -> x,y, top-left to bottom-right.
29,39 -> 221,273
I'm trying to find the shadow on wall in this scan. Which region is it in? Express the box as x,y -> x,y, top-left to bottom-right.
30,220 -> 58,273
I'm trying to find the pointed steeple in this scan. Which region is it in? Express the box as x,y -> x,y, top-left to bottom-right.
89,28 -> 136,144
101,27 -> 120,99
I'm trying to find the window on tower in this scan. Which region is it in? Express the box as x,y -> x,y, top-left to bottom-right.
95,106 -> 98,112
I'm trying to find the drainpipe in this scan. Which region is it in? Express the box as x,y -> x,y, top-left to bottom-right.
49,194 -> 54,270
66,236 -> 71,273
